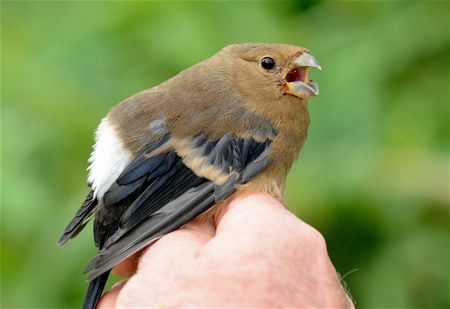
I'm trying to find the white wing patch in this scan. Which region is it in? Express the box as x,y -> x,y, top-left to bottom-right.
88,118 -> 132,199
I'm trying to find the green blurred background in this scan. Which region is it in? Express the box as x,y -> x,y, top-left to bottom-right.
1,1 -> 448,308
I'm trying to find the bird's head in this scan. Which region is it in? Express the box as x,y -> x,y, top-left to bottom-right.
218,43 -> 321,102
159,43 -> 321,136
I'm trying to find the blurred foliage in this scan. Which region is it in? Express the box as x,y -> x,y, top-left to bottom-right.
1,1 -> 448,308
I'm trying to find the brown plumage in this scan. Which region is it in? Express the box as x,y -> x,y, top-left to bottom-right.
59,43 -> 321,309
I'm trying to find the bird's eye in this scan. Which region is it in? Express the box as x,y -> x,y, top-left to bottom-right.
260,57 -> 275,70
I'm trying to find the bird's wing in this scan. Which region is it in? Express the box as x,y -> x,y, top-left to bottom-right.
58,191 -> 98,246
84,131 -> 273,280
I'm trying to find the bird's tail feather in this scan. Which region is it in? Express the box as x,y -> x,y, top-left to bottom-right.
82,270 -> 110,309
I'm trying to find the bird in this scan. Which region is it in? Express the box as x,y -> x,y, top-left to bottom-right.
58,43 -> 321,309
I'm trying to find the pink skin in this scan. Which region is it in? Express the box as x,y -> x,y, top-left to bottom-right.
98,194 -> 354,308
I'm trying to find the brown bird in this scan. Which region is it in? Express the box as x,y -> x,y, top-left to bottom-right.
58,43 -> 321,309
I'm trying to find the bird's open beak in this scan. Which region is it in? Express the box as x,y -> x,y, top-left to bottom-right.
285,52 -> 321,99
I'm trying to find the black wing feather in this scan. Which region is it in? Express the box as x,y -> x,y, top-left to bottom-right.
120,160 -> 204,228
117,153 -> 166,185
58,191 -> 98,246
116,134 -> 171,185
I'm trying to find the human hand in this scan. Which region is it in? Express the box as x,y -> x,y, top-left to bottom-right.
98,194 -> 354,308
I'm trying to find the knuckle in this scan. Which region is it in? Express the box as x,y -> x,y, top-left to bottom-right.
303,224 -> 328,253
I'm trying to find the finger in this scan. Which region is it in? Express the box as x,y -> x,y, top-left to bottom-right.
185,219 -> 215,237
97,279 -> 127,309
112,220 -> 214,276
137,221 -> 214,273
114,222 -> 214,308
215,193 -> 290,234
345,292 -> 355,309
112,250 -> 142,276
